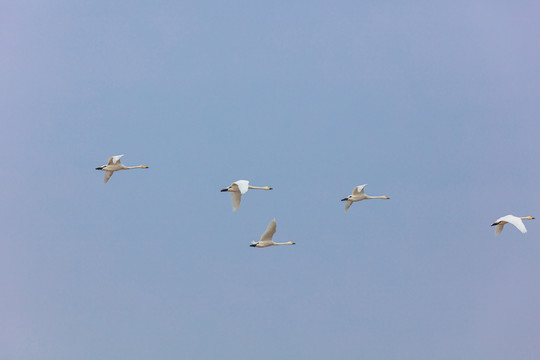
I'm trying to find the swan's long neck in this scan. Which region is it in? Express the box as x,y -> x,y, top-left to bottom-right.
366,195 -> 389,199
520,216 -> 534,220
248,185 -> 272,190
125,165 -> 148,169
274,242 -> 295,245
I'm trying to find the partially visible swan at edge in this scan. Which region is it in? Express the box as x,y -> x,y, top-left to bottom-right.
220,180 -> 272,212
250,219 -> 295,248
491,215 -> 534,235
96,155 -> 148,183
341,184 -> 389,212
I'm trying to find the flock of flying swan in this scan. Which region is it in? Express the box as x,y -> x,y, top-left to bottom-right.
341,184 -> 390,212
95,154 -> 148,184
491,215 -> 535,235
97,154 -> 535,245
220,180 -> 273,212
249,218 -> 295,248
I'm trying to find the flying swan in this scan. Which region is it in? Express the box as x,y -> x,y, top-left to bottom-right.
95,155 -> 148,183
220,180 -> 272,212
250,219 -> 295,248
491,215 -> 534,235
341,184 -> 389,211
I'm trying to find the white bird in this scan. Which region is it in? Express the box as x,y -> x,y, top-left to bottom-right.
220,180 -> 272,212
341,184 -> 389,211
250,219 -> 295,248
95,155 -> 148,183
491,215 -> 534,235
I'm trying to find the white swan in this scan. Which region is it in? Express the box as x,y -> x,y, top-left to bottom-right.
96,155 -> 148,183
341,184 -> 389,211
220,180 -> 272,212
491,215 -> 534,235
250,219 -> 295,248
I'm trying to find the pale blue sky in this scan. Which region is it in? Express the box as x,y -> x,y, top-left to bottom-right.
2,1 -> 540,359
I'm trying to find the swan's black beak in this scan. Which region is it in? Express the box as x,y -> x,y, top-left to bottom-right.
341,198 -> 348,201
220,188 -> 228,192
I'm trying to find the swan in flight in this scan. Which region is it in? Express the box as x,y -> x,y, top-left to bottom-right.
250,219 -> 295,248
491,215 -> 534,235
95,155 -> 148,183
220,180 -> 272,212
341,184 -> 389,211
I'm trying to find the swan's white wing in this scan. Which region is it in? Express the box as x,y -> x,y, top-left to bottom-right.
107,154 -> 124,165
352,184 -> 367,195
104,171 -> 114,183
231,191 -> 241,212
260,219 -> 277,243
234,180 -> 249,194
505,216 -> 527,233
344,200 -> 353,212
494,224 -> 504,235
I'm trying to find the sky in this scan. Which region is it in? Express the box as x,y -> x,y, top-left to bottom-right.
1,1 -> 540,359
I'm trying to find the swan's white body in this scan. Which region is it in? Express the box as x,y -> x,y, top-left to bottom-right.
250,219 -> 295,248
491,215 -> 534,235
220,180 -> 272,212
341,184 -> 389,211
96,155 -> 148,183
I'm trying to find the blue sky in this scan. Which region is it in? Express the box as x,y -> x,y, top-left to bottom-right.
2,1 -> 540,359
